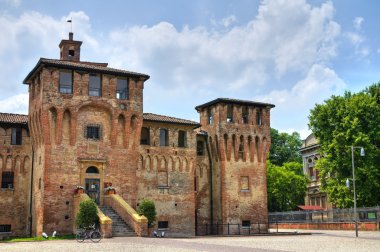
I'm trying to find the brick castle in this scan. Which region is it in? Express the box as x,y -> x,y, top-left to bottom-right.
0,33 -> 274,237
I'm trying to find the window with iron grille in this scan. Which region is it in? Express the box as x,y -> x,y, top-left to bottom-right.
0,225 -> 11,233
116,78 -> 128,99
89,73 -> 101,97
242,220 -> 251,228
86,125 -> 101,140
158,221 -> 168,229
11,127 -> 22,145
59,70 -> 73,94
1,172 -> 14,189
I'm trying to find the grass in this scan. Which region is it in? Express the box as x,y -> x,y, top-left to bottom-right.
1,234 -> 75,242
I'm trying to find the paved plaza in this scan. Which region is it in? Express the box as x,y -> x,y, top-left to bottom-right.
1,229 -> 379,252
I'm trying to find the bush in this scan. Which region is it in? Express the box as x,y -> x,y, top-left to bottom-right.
76,199 -> 99,228
137,199 -> 156,228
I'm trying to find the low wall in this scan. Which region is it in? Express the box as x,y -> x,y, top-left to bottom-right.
73,193 -> 112,238
103,194 -> 148,236
269,222 -> 379,231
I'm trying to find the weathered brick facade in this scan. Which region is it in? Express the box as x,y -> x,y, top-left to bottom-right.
0,33 -> 274,237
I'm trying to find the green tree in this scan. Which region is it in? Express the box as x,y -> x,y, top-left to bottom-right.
267,161 -> 308,212
76,199 -> 99,228
309,83 -> 380,208
269,128 -> 302,166
137,199 -> 156,228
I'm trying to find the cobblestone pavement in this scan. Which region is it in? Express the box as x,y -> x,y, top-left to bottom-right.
1,229 -> 379,252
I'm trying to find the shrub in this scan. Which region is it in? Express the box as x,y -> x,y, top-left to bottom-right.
76,199 -> 99,228
137,199 -> 156,228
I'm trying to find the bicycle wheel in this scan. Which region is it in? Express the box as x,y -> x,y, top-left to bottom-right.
76,231 -> 85,242
90,230 -> 102,242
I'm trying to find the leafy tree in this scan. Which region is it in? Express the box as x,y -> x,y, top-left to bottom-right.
76,199 -> 99,228
137,199 -> 156,228
269,128 -> 302,166
309,83 -> 380,208
267,161 -> 308,212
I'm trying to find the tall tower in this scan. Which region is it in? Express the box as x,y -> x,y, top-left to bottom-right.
195,98 -> 274,229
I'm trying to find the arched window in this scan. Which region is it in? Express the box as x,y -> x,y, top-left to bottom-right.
86,166 -> 99,174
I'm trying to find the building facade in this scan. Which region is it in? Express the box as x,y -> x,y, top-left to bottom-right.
300,133 -> 332,210
0,33 -> 274,237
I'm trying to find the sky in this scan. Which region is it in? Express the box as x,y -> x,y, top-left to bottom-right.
0,0 -> 379,139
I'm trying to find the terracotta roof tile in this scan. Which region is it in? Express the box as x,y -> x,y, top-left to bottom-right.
23,58 -> 150,84
0,112 -> 28,124
195,98 -> 275,111
143,113 -> 200,127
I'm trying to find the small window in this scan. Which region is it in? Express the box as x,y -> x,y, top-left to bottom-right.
68,50 -> 75,57
256,109 -> 262,125
1,172 -> 14,189
242,220 -> 251,228
116,78 -> 128,99
227,104 -> 233,123
242,106 -> 249,124
89,73 -> 101,97
207,108 -> 213,125
11,127 -> 22,145
0,225 -> 11,233
238,136 -> 244,160
197,141 -> 204,156
240,176 -> 249,191
178,130 -> 187,148
140,127 -> 150,145
194,177 -> 197,191
309,167 -> 315,180
86,166 -> 99,174
160,129 -> 169,146
158,221 -> 168,229
86,126 -> 101,140
59,70 -> 73,94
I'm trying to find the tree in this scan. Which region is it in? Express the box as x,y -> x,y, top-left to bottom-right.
137,199 -> 156,228
269,128 -> 302,166
76,199 -> 99,228
267,161 -> 308,212
309,83 -> 380,208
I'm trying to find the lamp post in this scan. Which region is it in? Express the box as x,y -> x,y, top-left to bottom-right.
346,146 -> 364,238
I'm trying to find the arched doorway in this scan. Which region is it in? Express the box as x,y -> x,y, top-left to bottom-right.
85,166 -> 100,204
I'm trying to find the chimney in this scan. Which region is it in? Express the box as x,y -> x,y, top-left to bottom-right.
58,32 -> 83,61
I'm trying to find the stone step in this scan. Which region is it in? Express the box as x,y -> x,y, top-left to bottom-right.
99,206 -> 136,237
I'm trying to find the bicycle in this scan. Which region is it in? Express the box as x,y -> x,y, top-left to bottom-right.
76,224 -> 102,242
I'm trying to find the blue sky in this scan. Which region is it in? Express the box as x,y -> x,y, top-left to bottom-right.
0,0 -> 379,139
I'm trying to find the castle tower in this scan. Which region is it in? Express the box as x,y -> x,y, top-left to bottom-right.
195,98 -> 274,231
58,32 -> 82,61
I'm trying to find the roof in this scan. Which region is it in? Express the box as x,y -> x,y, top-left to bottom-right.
297,205 -> 324,211
0,112 -> 28,125
143,113 -> 200,127
23,58 -> 150,84
195,98 -> 275,111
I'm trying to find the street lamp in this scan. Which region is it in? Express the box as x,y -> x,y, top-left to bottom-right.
346,146 -> 364,238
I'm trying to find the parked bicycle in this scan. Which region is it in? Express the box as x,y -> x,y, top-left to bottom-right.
76,224 -> 102,242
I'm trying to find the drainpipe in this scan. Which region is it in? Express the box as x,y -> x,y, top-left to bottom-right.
29,146 -> 35,237
205,136 -> 213,228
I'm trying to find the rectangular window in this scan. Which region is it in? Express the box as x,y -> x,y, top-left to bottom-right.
178,130 -> 187,148
158,221 -> 168,229
240,176 -> 249,191
140,127 -> 150,145
89,73 -> 101,97
1,172 -> 14,189
309,167 -> 315,180
160,129 -> 168,146
86,126 -> 100,139
256,109 -> 262,125
242,220 -> 251,228
11,127 -> 22,145
0,225 -> 11,233
321,196 -> 326,209
197,140 -> 204,156
116,78 -> 128,99
59,70 -> 73,94
227,104 -> 233,123
242,106 -> 249,124
194,177 -> 197,191
207,108 -> 213,125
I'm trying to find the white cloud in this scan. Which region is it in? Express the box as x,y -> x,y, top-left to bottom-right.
0,93 -> 28,114
221,15 -> 237,28
353,16 -> 364,30
1,0 -> 21,7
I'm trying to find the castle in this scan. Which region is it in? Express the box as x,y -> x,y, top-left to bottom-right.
0,33 -> 274,237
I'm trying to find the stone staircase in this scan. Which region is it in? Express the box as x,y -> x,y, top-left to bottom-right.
99,206 -> 136,237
